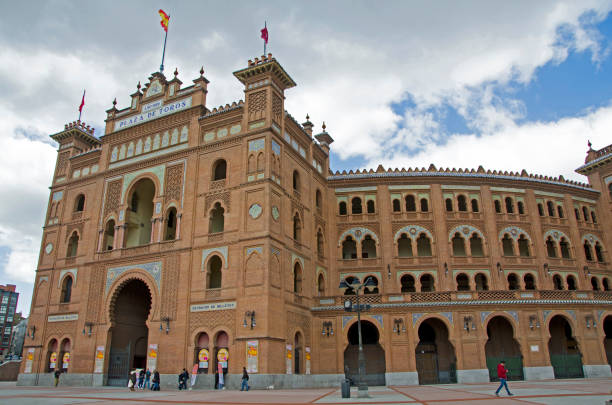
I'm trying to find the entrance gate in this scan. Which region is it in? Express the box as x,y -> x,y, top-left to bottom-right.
415,318 -> 457,384
107,345 -> 130,386
486,356 -> 523,381
485,316 -> 524,381
549,354 -> 584,378
548,315 -> 584,379
343,320 -> 386,386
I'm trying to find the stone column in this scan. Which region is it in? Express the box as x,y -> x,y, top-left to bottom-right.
97,230 -> 104,252
176,213 -> 182,240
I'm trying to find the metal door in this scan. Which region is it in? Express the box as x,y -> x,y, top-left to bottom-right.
416,343 -> 438,384
486,356 -> 524,381
550,354 -> 584,379
107,345 -> 130,386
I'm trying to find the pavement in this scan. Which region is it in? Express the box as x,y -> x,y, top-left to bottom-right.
0,378 -> 611,405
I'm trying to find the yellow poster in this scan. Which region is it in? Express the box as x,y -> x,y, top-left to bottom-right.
246,340 -> 258,373
62,352 -> 70,369
198,348 -> 209,368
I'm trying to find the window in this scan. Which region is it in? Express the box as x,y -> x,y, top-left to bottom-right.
366,200 -> 375,214
557,206 -> 564,218
103,220 -> 115,251
207,255 -> 222,289
212,159 -> 227,180
392,199 -> 401,212
317,274 -> 325,296
451,233 -> 466,256
524,274 -> 536,290
518,235 -> 530,257
66,231 -> 79,257
494,200 -> 502,213
400,274 -> 416,292
342,236 -> 357,259
457,195 -> 467,211
507,274 -> 519,290
445,198 -> 453,212
361,235 -> 377,258
397,234 -> 413,257
293,213 -> 301,241
209,202 -> 224,233
595,242 -> 604,262
60,276 -> 73,303
574,208 -> 580,220
552,274 -> 564,290
456,273 -> 470,291
74,194 -> 85,212
603,278 -> 610,291
582,206 -> 589,222
405,195 -> 416,212
501,234 -> 514,256
518,201 -> 525,215
559,238 -> 571,259
125,178 -> 155,247
546,201 -> 555,217
420,274 -> 435,292
420,198 -> 429,212
471,199 -> 479,212
343,276 -> 357,295
566,275 -> 577,290
315,190 -> 322,209
416,233 -> 432,256
351,197 -> 362,214
339,201 -> 347,215
292,171 -> 300,191
591,277 -> 600,291
538,203 -> 544,216
591,211 -> 597,224
293,263 -> 302,293
505,197 -> 514,213
475,273 -> 488,291
364,276 -> 379,294
470,234 -> 484,257
584,241 -> 593,261
316,230 -> 324,256
545,237 -> 557,258
164,207 -> 177,240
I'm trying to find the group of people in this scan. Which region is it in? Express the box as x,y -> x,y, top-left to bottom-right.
128,368 -> 160,391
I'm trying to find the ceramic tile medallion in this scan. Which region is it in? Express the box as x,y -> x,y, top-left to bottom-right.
249,203 -> 263,219
45,243 -> 53,254
271,205 -> 279,221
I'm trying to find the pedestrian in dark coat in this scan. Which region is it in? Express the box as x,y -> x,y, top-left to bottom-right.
240,367 -> 250,391
151,370 -> 160,391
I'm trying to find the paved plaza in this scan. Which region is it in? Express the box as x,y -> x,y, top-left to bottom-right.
0,379 -> 611,405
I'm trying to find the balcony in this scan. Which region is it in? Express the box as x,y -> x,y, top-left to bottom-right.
210,179 -> 226,190
392,211 -> 433,221
205,288 -> 221,299
393,256 -> 435,267
71,211 -> 83,221
450,256 -> 489,266
446,211 -> 481,221
338,257 -> 383,269
501,256 -> 536,265
208,232 -> 223,243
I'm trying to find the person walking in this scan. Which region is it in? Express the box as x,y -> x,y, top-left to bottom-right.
151,369 -> 160,391
144,369 -> 151,390
494,360 -> 514,397
240,367 -> 250,391
178,368 -> 188,390
128,370 -> 136,391
138,368 -> 145,389
54,369 -> 62,387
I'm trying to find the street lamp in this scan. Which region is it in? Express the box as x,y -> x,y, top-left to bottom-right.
339,276 -> 376,398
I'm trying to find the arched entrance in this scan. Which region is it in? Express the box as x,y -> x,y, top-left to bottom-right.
548,315 -> 584,378
194,332 -> 210,374
294,332 -> 303,374
107,279 -> 152,386
603,316 -> 612,368
125,178 -> 155,248
485,316 -> 524,381
344,320 -> 386,386
415,318 -> 457,384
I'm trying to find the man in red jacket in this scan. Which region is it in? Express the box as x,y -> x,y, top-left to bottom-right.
495,360 -> 514,396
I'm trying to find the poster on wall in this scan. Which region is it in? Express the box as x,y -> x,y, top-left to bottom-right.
62,352 -> 70,369
217,348 -> 229,369
147,344 -> 158,371
49,352 -> 57,369
246,340 -> 258,373
305,346 -> 311,375
24,348 -> 34,373
285,344 -> 292,374
94,346 -> 105,373
198,348 -> 209,369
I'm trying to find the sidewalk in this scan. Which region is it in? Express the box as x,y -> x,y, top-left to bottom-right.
0,378 -> 610,404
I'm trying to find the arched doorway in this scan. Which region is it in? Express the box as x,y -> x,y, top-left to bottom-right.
603,316 -> 612,368
415,318 -> 457,384
107,279 -> 152,386
195,332 -> 210,374
214,331 -> 229,389
294,332 -> 303,374
344,320 -> 386,386
125,178 -> 155,247
485,316 -> 524,381
548,315 -> 584,378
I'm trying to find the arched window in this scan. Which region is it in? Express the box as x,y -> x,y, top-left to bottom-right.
546,201 -> 555,217
582,206 -> 589,222
125,178 -> 155,247
316,230 -> 324,256
566,275 -> 577,290
397,234 -> 413,257
609,183 -> 612,198
315,189 -> 322,209
559,238 -> 571,259
164,207 -> 177,240
557,206 -> 564,218
364,276 -> 379,294
445,198 -> 453,212
595,242 -> 604,262
420,198 -> 429,212
471,199 -> 479,212
209,202 -> 224,233
317,273 -> 325,296
256,152 -> 264,172
494,200 -> 502,213
342,236 -> 357,259
518,201 -> 525,215
400,274 -> 416,292
392,199 -> 401,212
66,231 -> 79,257
60,276 -> 73,303
574,208 -> 580,220
416,233 -> 432,256
524,274 -> 536,290
475,273 -> 488,291
74,194 -> 85,212
351,197 -> 362,214
343,276 -> 357,295
501,234 -> 514,256
103,220 -> 115,251
293,213 -> 301,241
420,274 -> 434,292
517,235 -> 529,257
584,241 -> 593,261
457,195 -> 467,211
470,233 -> 484,257
591,277 -> 600,291
213,159 -> 227,180
505,197 -> 514,213
451,233 -> 466,256
552,274 -> 564,290
603,278 -> 610,291
339,201 -> 347,215
293,170 -> 300,191
538,203 -> 544,216
591,211 -> 597,223
207,255 -> 222,289
405,195 -> 416,212
366,200 -> 375,214
361,235 -> 377,258
507,273 -> 519,290
456,273 -> 470,291
546,237 -> 557,258
293,263 -> 302,294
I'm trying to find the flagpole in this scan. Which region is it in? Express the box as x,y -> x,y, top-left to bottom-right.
263,21 -> 267,55
78,90 -> 85,121
160,17 -> 169,73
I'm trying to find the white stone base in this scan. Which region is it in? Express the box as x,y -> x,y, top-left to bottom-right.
456,368 -> 489,383
385,371 -> 419,386
583,364 -> 612,378
523,366 -> 554,380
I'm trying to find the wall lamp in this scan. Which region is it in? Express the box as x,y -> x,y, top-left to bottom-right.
82,322 -> 94,337
585,315 -> 597,329
528,315 -> 540,330
444,262 -> 449,276
543,263 -> 550,276
496,262 -> 502,274
393,318 -> 406,335
159,317 -> 171,334
584,266 -> 591,277
27,326 -> 36,339
322,321 -> 334,337
463,316 -> 476,332
243,311 -> 256,329
387,264 -> 391,280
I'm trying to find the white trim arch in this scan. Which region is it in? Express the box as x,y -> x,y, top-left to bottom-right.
448,225 -> 485,242
394,225 -> 433,242
582,233 -> 603,245
498,226 -> 531,241
338,227 -> 379,246
544,229 -> 571,242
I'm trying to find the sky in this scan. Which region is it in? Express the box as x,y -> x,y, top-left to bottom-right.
1,1 -> 612,316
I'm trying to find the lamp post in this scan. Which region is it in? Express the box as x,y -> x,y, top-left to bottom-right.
339,276 -> 376,398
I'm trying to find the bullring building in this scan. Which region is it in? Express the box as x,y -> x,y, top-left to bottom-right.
19,54 -> 612,387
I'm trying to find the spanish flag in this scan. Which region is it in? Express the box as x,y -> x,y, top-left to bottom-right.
159,9 -> 169,32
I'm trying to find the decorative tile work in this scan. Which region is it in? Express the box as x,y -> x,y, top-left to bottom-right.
272,140 -> 280,155
543,310 -> 552,321
121,164 -> 166,202
230,124 -> 241,135
105,261 -> 162,293
412,313 -> 424,326
248,138 -> 265,152
440,312 -> 453,324
393,225 -> 433,242
506,311 -> 519,323
567,310 -> 576,320
58,269 -> 77,287
109,143 -> 188,169
291,253 -> 304,269
480,311 -> 491,325
338,227 -> 379,246
581,233 -> 602,244
202,246 -> 228,269
543,229 -> 570,242
246,246 -> 263,257
498,226 -> 531,241
598,309 -> 606,320
335,186 -> 377,193
371,315 -> 383,327
448,225 -> 485,241
52,191 -> 63,201
270,246 -> 281,256
38,276 -> 49,285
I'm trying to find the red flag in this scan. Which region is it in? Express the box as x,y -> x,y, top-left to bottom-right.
78,90 -> 85,113
159,9 -> 169,32
260,24 -> 268,44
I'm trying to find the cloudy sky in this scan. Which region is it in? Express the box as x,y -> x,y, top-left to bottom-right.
2,1 -> 612,315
